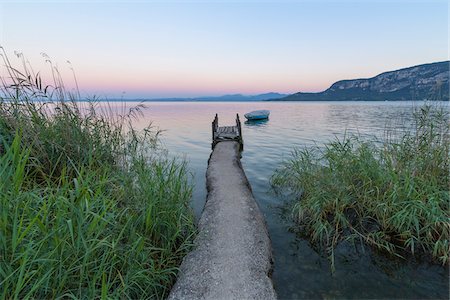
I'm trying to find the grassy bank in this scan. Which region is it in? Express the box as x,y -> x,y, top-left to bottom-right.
0,50 -> 195,298
272,103 -> 449,269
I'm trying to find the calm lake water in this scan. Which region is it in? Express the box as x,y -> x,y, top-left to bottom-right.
115,101 -> 448,299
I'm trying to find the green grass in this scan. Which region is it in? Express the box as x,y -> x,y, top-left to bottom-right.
0,49 -> 195,298
272,103 -> 449,269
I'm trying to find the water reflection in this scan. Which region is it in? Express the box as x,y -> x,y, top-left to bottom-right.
244,118 -> 269,126
98,101 -> 448,299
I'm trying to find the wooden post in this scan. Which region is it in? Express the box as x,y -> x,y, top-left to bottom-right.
236,113 -> 243,150
212,113 -> 218,149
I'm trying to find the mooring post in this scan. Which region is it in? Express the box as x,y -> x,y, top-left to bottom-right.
236,113 -> 243,150
212,113 -> 219,149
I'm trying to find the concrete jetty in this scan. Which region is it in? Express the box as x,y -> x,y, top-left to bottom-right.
168,115 -> 276,300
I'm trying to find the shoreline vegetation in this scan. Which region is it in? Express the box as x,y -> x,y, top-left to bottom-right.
0,51 -> 195,298
1,47 -> 448,298
272,102 -> 449,270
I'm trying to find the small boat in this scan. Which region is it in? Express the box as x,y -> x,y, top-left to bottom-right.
244,110 -> 270,121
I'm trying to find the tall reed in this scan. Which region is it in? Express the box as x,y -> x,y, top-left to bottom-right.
272,102 -> 449,269
0,48 -> 195,298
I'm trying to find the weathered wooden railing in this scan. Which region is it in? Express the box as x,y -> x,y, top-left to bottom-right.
211,113 -> 243,150
236,113 -> 242,147
212,113 -> 219,143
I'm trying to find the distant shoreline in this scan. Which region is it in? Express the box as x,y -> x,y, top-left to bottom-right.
70,99 -> 442,102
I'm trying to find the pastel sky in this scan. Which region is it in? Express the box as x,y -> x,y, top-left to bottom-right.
0,0 -> 448,98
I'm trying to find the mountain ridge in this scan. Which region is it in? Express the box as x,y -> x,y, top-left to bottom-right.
280,61 -> 449,101
135,92 -> 287,102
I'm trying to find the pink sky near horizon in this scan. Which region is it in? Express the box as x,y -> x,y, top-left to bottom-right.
4,52 -> 345,97
2,50 -> 445,99
77,70 -> 330,97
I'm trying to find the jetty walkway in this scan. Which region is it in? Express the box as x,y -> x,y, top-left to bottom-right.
168,114 -> 276,300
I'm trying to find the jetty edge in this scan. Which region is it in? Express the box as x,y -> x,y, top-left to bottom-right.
168,114 -> 276,300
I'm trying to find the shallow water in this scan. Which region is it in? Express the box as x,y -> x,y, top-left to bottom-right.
107,101 -> 448,299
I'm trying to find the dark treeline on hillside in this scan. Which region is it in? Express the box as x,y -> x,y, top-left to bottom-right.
280,61 -> 449,101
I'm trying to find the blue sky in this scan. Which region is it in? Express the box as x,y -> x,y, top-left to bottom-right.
0,0 -> 448,98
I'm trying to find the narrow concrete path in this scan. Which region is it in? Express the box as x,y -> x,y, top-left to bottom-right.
169,141 -> 276,300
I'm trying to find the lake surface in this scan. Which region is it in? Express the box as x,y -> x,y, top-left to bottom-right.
115,101 -> 448,299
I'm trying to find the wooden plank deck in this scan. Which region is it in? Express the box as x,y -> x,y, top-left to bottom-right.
212,113 -> 243,150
